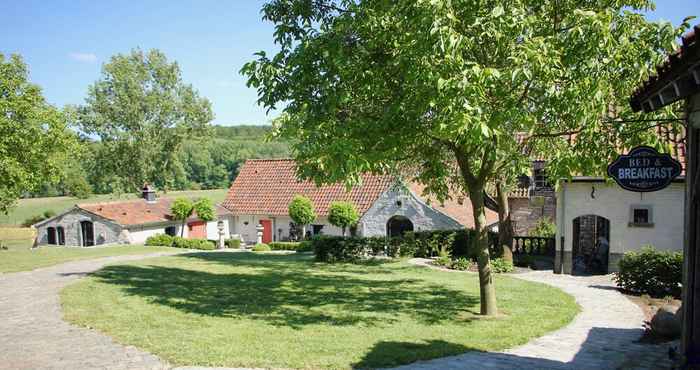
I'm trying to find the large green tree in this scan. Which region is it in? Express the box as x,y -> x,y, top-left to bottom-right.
77,49 -> 214,193
243,0 -> 684,315
0,54 -> 78,213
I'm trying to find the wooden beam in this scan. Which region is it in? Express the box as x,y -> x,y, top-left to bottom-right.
683,93 -> 700,367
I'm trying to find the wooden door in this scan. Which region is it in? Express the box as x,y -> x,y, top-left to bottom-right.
188,221 -> 207,239
260,219 -> 272,243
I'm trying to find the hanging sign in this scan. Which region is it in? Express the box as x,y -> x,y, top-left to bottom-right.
607,146 -> 682,192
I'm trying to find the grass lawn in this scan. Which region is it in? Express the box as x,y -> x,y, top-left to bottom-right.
0,230 -> 179,273
0,188 -> 228,226
62,253 -> 579,369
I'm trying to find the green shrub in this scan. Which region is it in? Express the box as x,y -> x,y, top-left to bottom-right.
169,237 -> 216,250
491,258 -> 514,273
252,243 -> 271,252
225,239 -> 241,249
269,242 -> 301,251
298,240 -> 313,252
145,234 -> 174,247
614,246 -> 683,297
433,255 -> 452,267
529,217 -> 557,238
451,257 -> 473,271
311,235 -> 375,262
172,236 -> 190,249
327,201 -> 359,236
23,210 -> 57,227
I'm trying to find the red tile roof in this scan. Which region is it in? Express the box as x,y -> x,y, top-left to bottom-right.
79,198 -> 230,227
222,159 -> 395,217
222,159 -> 497,228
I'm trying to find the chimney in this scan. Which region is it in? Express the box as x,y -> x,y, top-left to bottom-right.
142,184 -> 156,203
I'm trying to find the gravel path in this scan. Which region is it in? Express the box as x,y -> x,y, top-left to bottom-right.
0,253 -> 678,370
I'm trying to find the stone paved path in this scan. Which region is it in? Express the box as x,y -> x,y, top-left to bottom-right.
0,253 -> 679,370
392,261 -> 679,370
0,252 -> 182,370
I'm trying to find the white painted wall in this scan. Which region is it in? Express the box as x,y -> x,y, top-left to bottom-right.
557,181 -> 685,255
231,214 -> 346,244
127,223 -> 184,244
206,217 -> 231,240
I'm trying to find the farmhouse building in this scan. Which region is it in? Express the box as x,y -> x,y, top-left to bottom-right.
221,159 -> 498,244
555,130 -> 686,274
33,186 -> 232,247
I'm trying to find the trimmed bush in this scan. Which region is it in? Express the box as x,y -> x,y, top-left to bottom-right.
145,234 -> 174,247
269,242 -> 302,251
491,258 -> 514,273
225,239 -> 241,249
298,240 -> 314,252
252,243 -> 271,252
614,246 -> 683,297
312,236 -> 366,262
451,257 -> 473,271
169,236 -> 216,250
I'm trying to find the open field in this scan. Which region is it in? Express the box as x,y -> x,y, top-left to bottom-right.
0,239 -> 179,273
62,252 -> 579,369
0,189 -> 229,226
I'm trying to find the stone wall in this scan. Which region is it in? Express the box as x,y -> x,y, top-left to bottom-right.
509,189 -> 556,236
35,208 -> 124,247
360,185 -> 463,237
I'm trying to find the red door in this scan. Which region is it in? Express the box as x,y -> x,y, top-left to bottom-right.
188,221 -> 207,239
260,219 -> 272,243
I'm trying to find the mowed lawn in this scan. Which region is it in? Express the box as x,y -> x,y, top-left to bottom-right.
0,188 -> 228,226
0,227 -> 178,273
62,253 -> 579,369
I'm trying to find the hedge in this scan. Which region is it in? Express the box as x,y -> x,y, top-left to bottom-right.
252,243 -> 271,252
614,246 -> 683,298
225,239 -> 241,249
268,242 -> 302,251
310,228 -> 498,263
144,234 -> 216,250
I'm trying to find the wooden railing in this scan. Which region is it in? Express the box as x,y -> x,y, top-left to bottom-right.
512,236 -> 556,257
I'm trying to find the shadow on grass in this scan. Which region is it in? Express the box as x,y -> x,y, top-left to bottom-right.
354,327 -> 668,369
90,252 -> 479,328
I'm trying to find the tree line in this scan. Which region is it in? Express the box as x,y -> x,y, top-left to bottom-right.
1,48 -> 289,212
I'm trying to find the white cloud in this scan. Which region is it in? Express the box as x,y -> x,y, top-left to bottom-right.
68,52 -> 97,63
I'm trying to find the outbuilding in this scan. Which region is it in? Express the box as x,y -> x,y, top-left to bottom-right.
33,186 -> 232,247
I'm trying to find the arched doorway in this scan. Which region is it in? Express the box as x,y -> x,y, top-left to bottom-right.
572,215 -> 610,275
387,216 -> 414,237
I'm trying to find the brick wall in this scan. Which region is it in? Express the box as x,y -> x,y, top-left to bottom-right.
509,189 -> 556,236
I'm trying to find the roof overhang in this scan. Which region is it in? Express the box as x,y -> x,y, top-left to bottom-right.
630,25 -> 700,112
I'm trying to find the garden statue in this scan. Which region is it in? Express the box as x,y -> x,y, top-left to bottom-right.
217,221 -> 225,250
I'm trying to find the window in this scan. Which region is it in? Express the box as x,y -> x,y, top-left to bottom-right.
633,209 -> 649,224
533,168 -> 552,189
629,205 -> 653,227
165,226 -> 177,236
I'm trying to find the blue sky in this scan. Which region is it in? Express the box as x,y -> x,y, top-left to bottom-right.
1,1 -> 697,126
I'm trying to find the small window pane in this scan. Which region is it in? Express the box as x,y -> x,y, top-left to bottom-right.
633,209 -> 649,224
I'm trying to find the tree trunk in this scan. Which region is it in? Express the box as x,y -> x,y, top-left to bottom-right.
301,225 -> 306,241
180,220 -> 185,237
496,182 -> 514,264
470,187 -> 499,316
